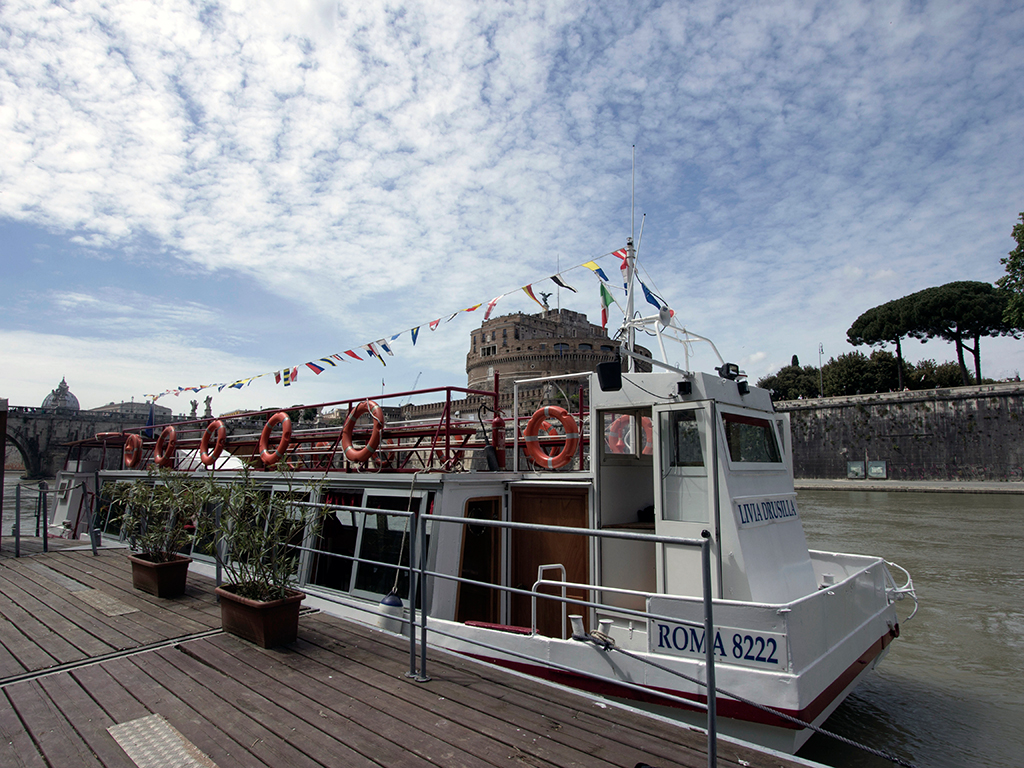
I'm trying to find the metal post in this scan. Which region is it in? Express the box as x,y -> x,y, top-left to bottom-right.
88,471 -> 99,555
406,509 -> 419,679
215,500 -> 223,589
40,481 -> 48,553
702,532 -> 717,768
14,483 -> 21,558
418,509 -> 430,682
0,399 -> 7,534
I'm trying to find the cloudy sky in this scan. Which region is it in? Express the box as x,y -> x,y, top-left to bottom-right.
2,0 -> 1023,414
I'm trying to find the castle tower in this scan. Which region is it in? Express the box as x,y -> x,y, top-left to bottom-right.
466,308 -> 647,413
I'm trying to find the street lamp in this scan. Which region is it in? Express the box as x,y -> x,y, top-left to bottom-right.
818,343 -> 824,398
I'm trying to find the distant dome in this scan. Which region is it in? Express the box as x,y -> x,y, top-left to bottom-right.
42,378 -> 80,410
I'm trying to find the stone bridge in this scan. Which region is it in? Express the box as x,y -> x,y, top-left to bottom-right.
2,404 -> 173,479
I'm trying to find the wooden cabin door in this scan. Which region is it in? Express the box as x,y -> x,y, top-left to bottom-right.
510,487 -> 589,637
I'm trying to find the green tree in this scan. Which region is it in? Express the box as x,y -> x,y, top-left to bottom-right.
847,299 -> 911,389
905,281 -> 1019,385
996,212 -> 1024,327
757,361 -> 820,401
908,359 -> 972,389
821,352 -> 871,396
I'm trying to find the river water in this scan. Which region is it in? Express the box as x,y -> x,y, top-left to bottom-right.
796,490 -> 1024,768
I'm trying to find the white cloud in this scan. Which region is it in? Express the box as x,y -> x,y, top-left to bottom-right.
1,0 -> 1023,406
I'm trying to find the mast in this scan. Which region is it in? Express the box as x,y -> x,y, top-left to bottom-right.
625,236 -> 636,371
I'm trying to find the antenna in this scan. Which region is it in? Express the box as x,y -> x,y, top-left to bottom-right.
631,145 -> 635,242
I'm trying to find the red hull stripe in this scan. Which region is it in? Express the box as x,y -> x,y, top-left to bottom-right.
463,630 -> 894,731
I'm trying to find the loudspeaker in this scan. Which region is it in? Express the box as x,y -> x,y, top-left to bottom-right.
596,361 -> 622,391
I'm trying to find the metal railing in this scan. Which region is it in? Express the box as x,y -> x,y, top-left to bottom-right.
279,500 -> 720,766
4,480 -> 101,558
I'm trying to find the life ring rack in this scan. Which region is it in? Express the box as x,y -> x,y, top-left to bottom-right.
342,400 -> 385,463
259,412 -> 292,466
200,419 -> 227,467
523,406 -> 579,470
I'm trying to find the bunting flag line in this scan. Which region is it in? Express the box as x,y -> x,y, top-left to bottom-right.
147,249 -> 626,401
640,280 -> 665,310
614,248 -> 629,290
523,285 -> 545,309
583,261 -> 609,282
364,343 -> 386,366
551,275 -> 577,293
484,296 -> 502,320
600,283 -> 615,329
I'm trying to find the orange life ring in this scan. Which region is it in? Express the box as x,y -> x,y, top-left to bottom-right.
123,434 -> 143,469
641,416 -> 653,455
606,414 -> 632,454
342,400 -> 385,463
200,419 -> 227,466
523,406 -> 579,469
154,426 -> 177,468
259,412 -> 292,466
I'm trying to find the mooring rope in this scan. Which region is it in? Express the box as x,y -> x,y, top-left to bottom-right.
579,635 -> 916,768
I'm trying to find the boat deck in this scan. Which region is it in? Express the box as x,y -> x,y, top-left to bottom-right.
0,544 -> 811,768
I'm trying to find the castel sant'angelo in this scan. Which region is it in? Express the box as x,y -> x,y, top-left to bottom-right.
403,305 -> 650,420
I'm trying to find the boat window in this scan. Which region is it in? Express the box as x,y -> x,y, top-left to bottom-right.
668,410 -> 704,467
309,489 -> 362,592
658,408 -> 710,523
721,412 -> 782,464
601,411 -> 653,459
353,494 -> 428,599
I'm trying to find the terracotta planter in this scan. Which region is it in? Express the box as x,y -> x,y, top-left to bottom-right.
127,553 -> 192,598
215,585 -> 305,648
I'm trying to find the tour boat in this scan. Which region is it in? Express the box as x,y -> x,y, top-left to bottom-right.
52,240 -> 916,753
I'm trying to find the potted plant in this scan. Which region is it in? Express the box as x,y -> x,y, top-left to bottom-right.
211,469 -> 326,648
107,469 -> 200,598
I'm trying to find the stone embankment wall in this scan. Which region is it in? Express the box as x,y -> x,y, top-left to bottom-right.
775,382 -> 1024,481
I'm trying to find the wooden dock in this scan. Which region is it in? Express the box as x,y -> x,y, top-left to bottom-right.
0,544 -> 808,768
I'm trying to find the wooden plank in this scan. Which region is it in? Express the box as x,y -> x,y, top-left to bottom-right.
4,680 -> 104,767
190,636 -> 469,768
0,565 -> 118,659
160,640 -> 386,768
11,561 -> 144,649
40,553 -> 218,640
267,619 -> 633,768
126,649 -> 324,768
70,664 -> 154,724
0,612 -> 33,679
0,689 -> 47,768
55,551 -> 222,626
37,673 -> 137,768
0,590 -> 81,670
98,655 -> 252,768
296,617 -> 762,768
